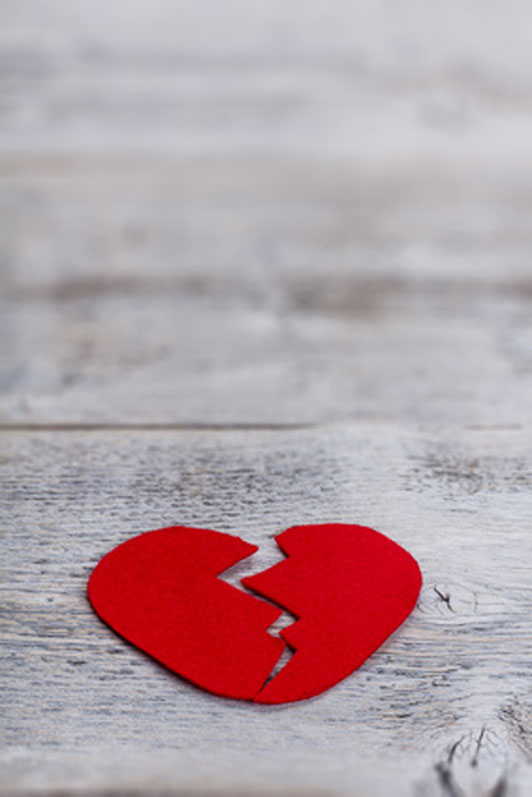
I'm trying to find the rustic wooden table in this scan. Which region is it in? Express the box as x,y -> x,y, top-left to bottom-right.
1,2 -> 532,795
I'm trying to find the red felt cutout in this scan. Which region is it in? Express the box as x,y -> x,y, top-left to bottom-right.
88,527 -> 285,700
88,523 -> 421,703
243,524 -> 422,703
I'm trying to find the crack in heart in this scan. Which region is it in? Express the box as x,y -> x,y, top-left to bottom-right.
88,523 -> 422,704
217,538 -> 298,689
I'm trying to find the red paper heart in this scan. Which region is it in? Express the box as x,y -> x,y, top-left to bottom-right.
88,524 -> 421,703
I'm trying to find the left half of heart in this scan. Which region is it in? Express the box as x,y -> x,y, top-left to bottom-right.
88,526 -> 286,701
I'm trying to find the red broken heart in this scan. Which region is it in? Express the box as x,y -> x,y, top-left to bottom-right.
88,524 -> 421,703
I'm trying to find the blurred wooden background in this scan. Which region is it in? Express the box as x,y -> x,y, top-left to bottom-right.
1,2 -> 532,795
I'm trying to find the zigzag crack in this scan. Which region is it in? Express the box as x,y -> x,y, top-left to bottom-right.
217,535 -> 298,693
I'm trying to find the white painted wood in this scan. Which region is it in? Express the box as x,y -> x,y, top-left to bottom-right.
2,2 -> 532,429
2,2 -> 532,794
2,1 -> 532,165
2,164 -> 532,426
1,426 -> 532,795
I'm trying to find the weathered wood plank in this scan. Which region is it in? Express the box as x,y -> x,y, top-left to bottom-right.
2,0 -> 532,429
2,162 -> 532,426
1,426 -> 531,794
2,3 -> 532,794
2,1 -> 532,162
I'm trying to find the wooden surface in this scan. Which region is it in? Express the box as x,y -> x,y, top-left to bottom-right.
1,2 -> 532,795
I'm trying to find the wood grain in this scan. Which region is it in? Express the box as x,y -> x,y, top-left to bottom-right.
2,0 -> 532,163
2,1 -> 532,794
1,427 -> 532,795
2,163 -> 532,426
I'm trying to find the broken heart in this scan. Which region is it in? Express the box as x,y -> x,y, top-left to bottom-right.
88,524 -> 421,703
